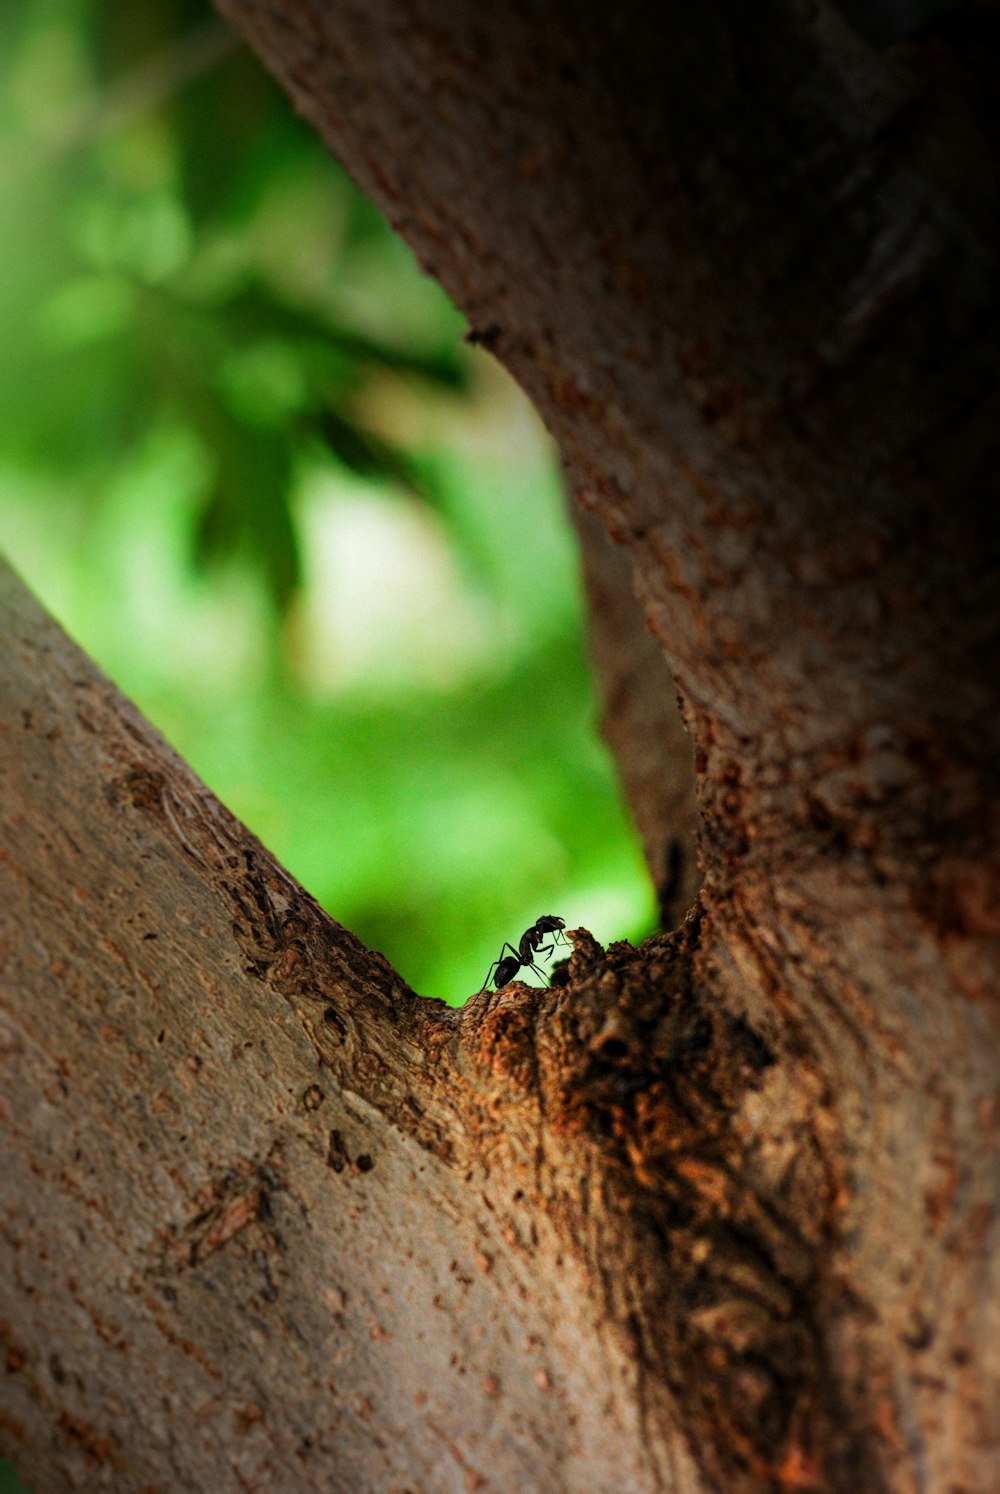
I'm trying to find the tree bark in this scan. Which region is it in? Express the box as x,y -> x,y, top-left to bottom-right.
3,1 -> 1000,1490
0,563 -> 702,1493
570,495 -> 701,928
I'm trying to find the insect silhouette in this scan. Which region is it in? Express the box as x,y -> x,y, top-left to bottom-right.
479,915 -> 568,992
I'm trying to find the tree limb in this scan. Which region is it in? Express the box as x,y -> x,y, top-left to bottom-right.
3,0 -> 999,1485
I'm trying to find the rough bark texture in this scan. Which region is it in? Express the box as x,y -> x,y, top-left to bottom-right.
1,565 -> 706,1493
3,1 -> 1000,1491
570,496 -> 701,928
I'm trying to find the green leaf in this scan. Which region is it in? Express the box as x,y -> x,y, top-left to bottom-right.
221,279 -> 468,390
190,398 -> 300,615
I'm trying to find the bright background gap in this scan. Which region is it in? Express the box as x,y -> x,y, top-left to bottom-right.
0,0 -> 656,1029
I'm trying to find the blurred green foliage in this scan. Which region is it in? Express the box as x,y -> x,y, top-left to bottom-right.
0,0 -> 655,1051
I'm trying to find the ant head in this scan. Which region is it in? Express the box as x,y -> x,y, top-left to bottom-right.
535,915 -> 566,934
494,955 -> 521,988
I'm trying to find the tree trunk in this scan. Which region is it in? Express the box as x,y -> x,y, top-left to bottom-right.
3,2 -> 999,1490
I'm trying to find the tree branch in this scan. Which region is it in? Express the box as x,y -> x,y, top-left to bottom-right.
203,4 -> 1000,1487
0,556 -> 906,1492
3,0 -> 999,1485
0,561 -> 742,1491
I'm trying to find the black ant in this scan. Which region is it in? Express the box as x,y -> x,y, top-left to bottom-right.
479,915 -> 568,992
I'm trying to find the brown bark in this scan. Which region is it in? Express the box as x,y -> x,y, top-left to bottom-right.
3,2 -> 1000,1491
0,564 -> 695,1493
570,495 -> 700,928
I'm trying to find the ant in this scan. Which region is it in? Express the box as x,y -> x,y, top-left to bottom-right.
479,915 -> 569,992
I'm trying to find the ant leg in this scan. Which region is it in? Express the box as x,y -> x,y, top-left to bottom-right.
517,947 -> 552,984
478,960 -> 501,993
